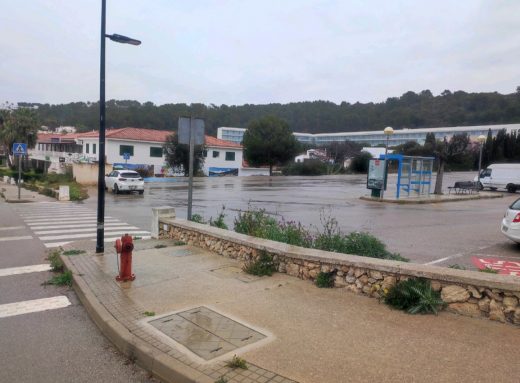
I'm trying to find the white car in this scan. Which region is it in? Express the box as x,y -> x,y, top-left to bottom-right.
501,198 -> 520,243
105,170 -> 144,194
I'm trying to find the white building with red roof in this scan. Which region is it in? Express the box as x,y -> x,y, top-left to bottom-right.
31,127 -> 268,177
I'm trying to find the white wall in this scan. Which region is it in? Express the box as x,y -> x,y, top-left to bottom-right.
80,138 -> 166,171
202,147 -> 243,176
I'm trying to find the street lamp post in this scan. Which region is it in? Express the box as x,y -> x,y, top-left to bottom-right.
96,0 -> 141,253
476,134 -> 486,192
380,126 -> 394,199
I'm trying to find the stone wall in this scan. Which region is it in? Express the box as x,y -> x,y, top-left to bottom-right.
159,218 -> 520,326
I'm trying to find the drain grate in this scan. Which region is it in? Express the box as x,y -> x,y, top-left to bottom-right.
148,306 -> 266,360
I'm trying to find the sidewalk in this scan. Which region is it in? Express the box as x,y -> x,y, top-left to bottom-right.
0,182 -> 55,203
61,239 -> 520,383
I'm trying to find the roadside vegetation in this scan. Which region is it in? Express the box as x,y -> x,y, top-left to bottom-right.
190,207 -> 406,262
44,249 -> 73,287
315,271 -> 335,288
226,355 -> 247,370
384,278 -> 444,314
243,251 -> 277,276
233,207 -> 408,262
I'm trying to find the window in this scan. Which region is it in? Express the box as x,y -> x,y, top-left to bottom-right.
119,145 -> 134,156
93,144 -> 96,154
225,152 -> 235,161
150,147 -> 163,158
86,143 -> 89,154
212,151 -> 220,158
203,150 -> 208,158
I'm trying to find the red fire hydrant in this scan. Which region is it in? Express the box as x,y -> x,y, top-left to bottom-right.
115,234 -> 136,282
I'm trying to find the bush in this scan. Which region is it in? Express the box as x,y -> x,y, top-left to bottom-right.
315,271 -> 335,288
282,160 -> 328,176
190,214 -> 206,224
47,249 -> 64,272
349,152 -> 372,173
226,355 -> 247,370
243,251 -> 277,276
209,206 -> 228,230
384,278 -> 444,314
234,207 -> 278,237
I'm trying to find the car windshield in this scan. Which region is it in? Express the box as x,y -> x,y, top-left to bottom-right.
121,172 -> 140,178
510,199 -> 520,210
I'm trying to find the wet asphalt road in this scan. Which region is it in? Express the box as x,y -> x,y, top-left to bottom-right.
83,172 -> 520,267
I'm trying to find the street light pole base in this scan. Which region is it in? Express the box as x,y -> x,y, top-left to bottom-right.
96,246 -> 104,254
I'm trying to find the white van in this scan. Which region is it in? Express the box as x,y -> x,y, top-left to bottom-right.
474,164 -> 520,193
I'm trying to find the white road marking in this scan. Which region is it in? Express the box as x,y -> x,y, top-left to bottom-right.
25,215 -> 104,223
34,226 -> 140,235
0,235 -> 33,242
29,222 -> 129,230
20,212 -> 95,219
0,226 -> 26,231
423,245 -> 490,265
39,230 -> 150,241
0,296 -> 71,319
26,217 -> 119,225
0,264 -> 51,277
45,235 -> 152,248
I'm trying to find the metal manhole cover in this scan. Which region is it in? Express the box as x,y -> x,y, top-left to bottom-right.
148,306 -> 266,361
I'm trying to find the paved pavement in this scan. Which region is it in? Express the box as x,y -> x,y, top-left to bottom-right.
0,190 -> 158,382
62,240 -> 520,383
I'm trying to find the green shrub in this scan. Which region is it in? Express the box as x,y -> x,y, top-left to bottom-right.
190,214 -> 206,224
234,207 -> 278,237
226,355 -> 247,370
282,159 -> 328,176
45,270 -> 73,287
210,206 -> 228,230
479,267 -> 498,274
315,271 -> 335,288
47,250 -> 64,272
243,251 -> 277,276
349,152 -> 372,173
62,249 -> 86,256
384,278 -> 444,314
215,377 -> 228,383
448,264 -> 466,270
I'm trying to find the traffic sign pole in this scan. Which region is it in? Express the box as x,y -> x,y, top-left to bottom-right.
18,155 -> 21,200
187,118 -> 195,220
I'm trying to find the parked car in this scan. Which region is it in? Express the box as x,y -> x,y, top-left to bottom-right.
105,170 -> 144,194
474,163 -> 520,192
501,198 -> 520,243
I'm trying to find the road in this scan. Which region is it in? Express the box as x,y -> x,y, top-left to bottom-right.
81,172 -> 520,267
0,200 -> 157,383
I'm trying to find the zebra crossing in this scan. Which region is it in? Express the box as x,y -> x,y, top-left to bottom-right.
11,202 -> 151,248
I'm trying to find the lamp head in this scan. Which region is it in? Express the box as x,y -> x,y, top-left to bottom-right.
383,126 -> 394,136
106,34 -> 141,46
477,134 -> 486,144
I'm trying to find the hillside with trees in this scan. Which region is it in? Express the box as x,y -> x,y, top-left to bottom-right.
20,88 -> 520,135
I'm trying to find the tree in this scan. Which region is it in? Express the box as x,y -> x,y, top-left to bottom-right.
242,116 -> 299,175
349,152 -> 372,173
163,134 -> 205,176
433,134 -> 471,194
0,108 -> 38,168
324,140 -> 362,165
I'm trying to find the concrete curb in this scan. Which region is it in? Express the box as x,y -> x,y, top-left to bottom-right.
360,192 -> 503,204
60,254 -> 213,383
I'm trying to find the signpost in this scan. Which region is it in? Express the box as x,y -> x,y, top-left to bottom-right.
367,158 -> 386,198
123,152 -> 131,165
12,143 -> 27,200
178,117 -> 205,220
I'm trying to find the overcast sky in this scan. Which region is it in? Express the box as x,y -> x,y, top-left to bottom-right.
1,0 -> 519,106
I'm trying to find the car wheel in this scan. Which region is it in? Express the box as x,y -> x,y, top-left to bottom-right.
138,190 -> 144,195
507,185 -> 517,193
478,182 -> 483,191
113,184 -> 120,194
490,187 -> 497,191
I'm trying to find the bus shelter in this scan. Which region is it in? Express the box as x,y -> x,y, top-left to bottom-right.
378,154 -> 434,199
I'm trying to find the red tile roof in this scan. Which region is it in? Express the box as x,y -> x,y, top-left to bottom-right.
76,127 -> 172,143
204,135 -> 242,148
38,128 -> 242,148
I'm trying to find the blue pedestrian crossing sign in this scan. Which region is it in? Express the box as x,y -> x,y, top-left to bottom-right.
12,143 -> 27,156
123,152 -> 131,160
